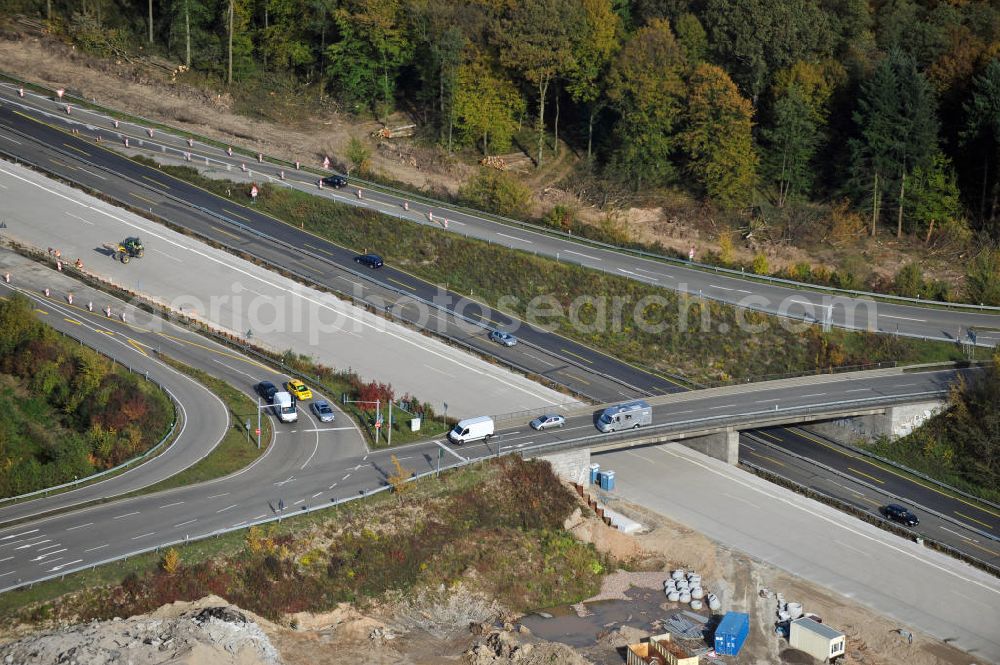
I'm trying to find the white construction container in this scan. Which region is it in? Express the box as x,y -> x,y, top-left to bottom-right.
789,617 -> 846,663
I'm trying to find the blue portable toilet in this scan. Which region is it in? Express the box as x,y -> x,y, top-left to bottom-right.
714,611 -> 750,656
589,463 -> 600,485
599,470 -> 615,491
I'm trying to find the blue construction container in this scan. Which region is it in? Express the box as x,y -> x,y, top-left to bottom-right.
599,470 -> 615,491
589,463 -> 600,485
714,611 -> 750,656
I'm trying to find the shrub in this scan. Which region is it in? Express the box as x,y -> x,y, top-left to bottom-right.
459,169 -> 531,217
160,548 -> 181,575
543,205 -> 575,231
751,253 -> 769,275
892,262 -> 925,298
346,136 -> 372,175
966,249 -> 1000,305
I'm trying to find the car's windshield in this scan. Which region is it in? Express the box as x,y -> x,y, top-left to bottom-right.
598,412 -> 611,424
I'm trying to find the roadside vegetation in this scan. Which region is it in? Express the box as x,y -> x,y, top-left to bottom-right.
3,457 -> 604,623
865,350 -> 1000,502
149,163 -> 975,385
0,294 -> 173,498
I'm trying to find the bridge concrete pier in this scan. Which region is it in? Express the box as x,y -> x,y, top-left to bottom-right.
677,429 -> 740,465
808,399 -> 946,444
538,448 -> 591,485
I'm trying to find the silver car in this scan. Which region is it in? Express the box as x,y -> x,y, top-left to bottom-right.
530,414 -> 565,430
490,330 -> 518,347
310,400 -> 335,423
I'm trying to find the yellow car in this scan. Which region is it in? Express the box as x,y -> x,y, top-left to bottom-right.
286,379 -> 313,401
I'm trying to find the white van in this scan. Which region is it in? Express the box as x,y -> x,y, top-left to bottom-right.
448,416 -> 494,445
273,391 -> 298,423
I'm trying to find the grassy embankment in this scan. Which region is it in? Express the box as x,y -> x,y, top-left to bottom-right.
0,295 -> 173,498
142,161 -> 977,386
0,457 -> 603,623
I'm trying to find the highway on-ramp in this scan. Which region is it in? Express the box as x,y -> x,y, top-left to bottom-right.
2,81 -> 999,346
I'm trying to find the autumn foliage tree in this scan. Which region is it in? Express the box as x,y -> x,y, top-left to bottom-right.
682,63 -> 758,208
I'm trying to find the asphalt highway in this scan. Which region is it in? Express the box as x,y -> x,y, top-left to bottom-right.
2,81 -> 999,346
0,111 -> 995,570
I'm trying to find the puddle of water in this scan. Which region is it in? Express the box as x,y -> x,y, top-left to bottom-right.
522,587 -> 699,650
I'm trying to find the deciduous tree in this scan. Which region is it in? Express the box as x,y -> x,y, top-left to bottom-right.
453,54 -> 524,156
566,0 -> 620,161
682,63 -> 758,208
962,58 -> 1000,236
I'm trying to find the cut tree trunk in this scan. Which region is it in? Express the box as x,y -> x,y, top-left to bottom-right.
897,171 -> 906,239
227,0 -> 233,85
925,218 -> 935,244
536,77 -> 549,167
553,80 -> 560,157
184,0 -> 190,68
871,171 -> 879,237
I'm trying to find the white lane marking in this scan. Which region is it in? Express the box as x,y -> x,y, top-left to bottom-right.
754,398 -> 779,404
521,352 -> 555,367
328,483 -> 338,490
1,529 -> 39,540
207,493 -> 229,499
789,298 -> 832,310
159,501 -> 185,509
723,492 -> 760,509
653,445 -> 1000,595
65,211 -> 94,225
0,134 -> 22,144
132,532 -> 155,540
832,482 -> 864,497
231,521 -> 247,528
66,522 -> 93,531
938,526 -> 972,541
15,539 -> 50,550
564,249 -> 601,261
894,383 -> 918,388
299,427 -> 355,432
49,559 -> 83,571
173,519 -> 197,528
742,444 -> 757,452
422,363 -> 455,377
709,284 -> 735,291
708,404 -> 737,410
76,166 -> 106,180
312,492 -> 322,498
618,268 -> 655,281
35,544 -> 63,552
216,504 -> 238,513
84,544 -> 109,553
293,499 -> 304,506
798,393 -> 827,399
834,539 -> 870,556
113,511 -> 140,520
436,440 -> 468,462
844,388 -> 870,393
497,232 -> 533,244
151,247 -> 183,262
880,314 -> 926,322
31,549 -> 67,561
341,473 -> 351,481
253,514 -> 267,520
212,359 -> 258,381
634,267 -> 672,279
0,571 -> 16,578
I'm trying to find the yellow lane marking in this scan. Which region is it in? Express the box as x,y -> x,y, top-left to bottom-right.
965,540 -> 1000,558
562,372 -> 591,386
847,466 -> 885,485
757,430 -> 783,442
129,191 -> 158,206
304,243 -> 335,257
156,332 -> 269,370
63,143 -> 90,156
49,157 -> 73,170
64,317 -> 82,325
222,208 -> 251,222
790,427 -> 1000,519
955,511 -> 994,530
100,330 -> 114,335
744,450 -> 786,467
127,338 -> 149,357
213,225 -> 242,240
387,277 -> 418,290
142,174 -> 170,189
34,308 -> 48,315
560,348 -> 594,365
856,495 -> 881,507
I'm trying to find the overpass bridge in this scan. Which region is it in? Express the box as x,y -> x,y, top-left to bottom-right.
481,366 -> 969,479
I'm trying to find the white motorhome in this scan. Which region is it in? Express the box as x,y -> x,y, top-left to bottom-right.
448,415 -> 495,445
596,400 -> 652,433
273,391 -> 298,423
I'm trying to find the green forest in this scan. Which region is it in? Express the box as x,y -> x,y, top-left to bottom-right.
0,295 -> 173,497
6,0 -> 1000,246
868,352 -> 1000,501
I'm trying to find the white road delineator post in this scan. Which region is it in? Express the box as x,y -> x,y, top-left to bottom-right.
67,293 -> 73,304
3,272 -> 9,283
187,138 -> 194,147
295,161 -> 300,170
323,156 -> 330,169
65,105 -> 71,114
257,153 -> 263,163
147,128 -> 154,138
113,119 -> 119,128
123,137 -> 129,147
18,87 -> 24,97
318,179 -> 323,189
241,163 -> 247,173
87,301 -> 93,312
43,287 -> 49,297
227,147 -> 233,157
403,201 -> 409,211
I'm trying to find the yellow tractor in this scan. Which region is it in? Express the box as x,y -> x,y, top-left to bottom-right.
103,237 -> 144,264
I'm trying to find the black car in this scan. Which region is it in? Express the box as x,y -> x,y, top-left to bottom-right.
881,504 -> 919,527
321,175 -> 348,188
256,380 -> 278,403
354,253 -> 384,269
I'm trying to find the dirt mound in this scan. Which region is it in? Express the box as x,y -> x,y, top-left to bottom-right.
465,627 -> 592,665
0,597 -> 281,665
